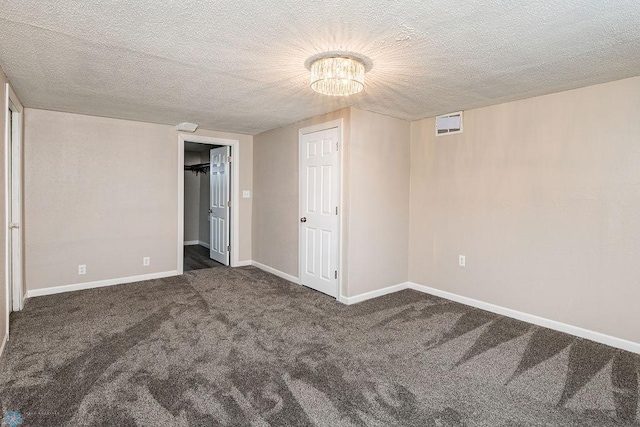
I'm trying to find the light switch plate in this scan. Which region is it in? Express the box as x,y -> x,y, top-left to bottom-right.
243,190 -> 251,199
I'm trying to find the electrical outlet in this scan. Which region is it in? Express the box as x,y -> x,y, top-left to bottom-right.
242,190 -> 251,199
143,257 -> 150,267
459,255 -> 466,267
78,264 -> 86,275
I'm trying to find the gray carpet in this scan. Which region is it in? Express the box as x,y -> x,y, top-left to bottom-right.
0,266 -> 638,426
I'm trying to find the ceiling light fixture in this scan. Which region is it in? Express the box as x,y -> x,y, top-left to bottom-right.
176,122 -> 198,132
306,53 -> 372,97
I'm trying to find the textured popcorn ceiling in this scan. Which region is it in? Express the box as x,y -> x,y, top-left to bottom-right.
1,1 -> 639,135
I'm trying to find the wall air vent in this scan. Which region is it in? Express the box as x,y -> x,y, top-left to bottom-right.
435,111 -> 463,136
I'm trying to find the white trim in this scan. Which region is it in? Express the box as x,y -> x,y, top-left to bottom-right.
298,119 -> 343,299
183,240 -> 199,246
251,261 -> 300,285
234,260 -> 252,267
338,282 -> 410,305
407,282 -> 640,354
5,85 -> 22,113
178,134 -> 240,273
331,279 -> 640,354
25,270 -> 179,298
299,119 -> 342,136
337,121 -> 346,302
0,332 -> 7,359
4,84 -> 9,336
198,240 -> 210,249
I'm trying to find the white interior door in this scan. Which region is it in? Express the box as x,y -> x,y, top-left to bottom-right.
6,84 -> 23,316
299,127 -> 339,297
209,146 -> 230,265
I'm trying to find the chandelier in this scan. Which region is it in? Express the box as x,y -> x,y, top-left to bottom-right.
307,53 -> 370,96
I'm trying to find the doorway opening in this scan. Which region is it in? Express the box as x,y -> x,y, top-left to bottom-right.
183,142 -> 227,271
177,134 -> 240,273
5,83 -> 24,326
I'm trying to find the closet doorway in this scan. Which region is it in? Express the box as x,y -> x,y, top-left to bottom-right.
177,134 -> 240,273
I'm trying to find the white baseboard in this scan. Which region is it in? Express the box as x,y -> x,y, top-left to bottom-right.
407,282 -> 640,355
183,240 -> 199,245
333,279 -> 640,353
234,260 -> 252,267
0,333 -> 7,359
25,270 -> 179,298
198,241 -> 210,249
338,282 -> 410,305
251,261 -> 300,284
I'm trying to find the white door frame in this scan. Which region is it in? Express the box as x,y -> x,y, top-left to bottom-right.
298,119 -> 344,299
177,134 -> 240,272
5,83 -> 24,326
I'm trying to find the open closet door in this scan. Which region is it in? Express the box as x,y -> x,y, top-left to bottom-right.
209,146 -> 230,265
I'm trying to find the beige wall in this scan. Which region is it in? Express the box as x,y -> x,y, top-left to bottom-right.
347,109 -> 410,296
253,109 -> 351,280
24,109 -> 252,291
198,151 -> 210,245
409,76 -> 640,343
183,151 -> 201,242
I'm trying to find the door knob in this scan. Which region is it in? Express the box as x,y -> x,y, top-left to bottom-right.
300,217 -> 307,223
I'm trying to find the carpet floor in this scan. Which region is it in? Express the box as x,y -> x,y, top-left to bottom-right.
0,266 -> 638,426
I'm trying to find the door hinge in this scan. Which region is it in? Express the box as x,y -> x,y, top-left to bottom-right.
335,206 -> 338,215
227,245 -> 230,251
336,141 -> 339,151
227,155 -> 232,162
334,270 -> 338,279
227,201 -> 231,207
